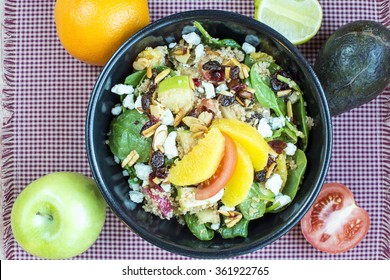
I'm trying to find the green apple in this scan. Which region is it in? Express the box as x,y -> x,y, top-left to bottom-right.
157,75 -> 194,113
11,172 -> 106,259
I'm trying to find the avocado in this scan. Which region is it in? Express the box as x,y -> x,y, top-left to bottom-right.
314,20 -> 390,116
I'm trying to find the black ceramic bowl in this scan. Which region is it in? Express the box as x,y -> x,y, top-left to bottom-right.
86,10 -> 332,258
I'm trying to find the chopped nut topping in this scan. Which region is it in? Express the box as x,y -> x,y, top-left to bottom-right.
154,69 -> 171,84
218,210 -> 243,228
152,125 -> 168,151
141,121 -> 162,138
198,111 -> 214,127
121,150 -> 140,168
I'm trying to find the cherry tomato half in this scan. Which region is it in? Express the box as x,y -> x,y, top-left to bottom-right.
301,183 -> 370,254
195,134 -> 237,200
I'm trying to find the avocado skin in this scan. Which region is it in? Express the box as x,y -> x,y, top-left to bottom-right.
314,20 -> 390,116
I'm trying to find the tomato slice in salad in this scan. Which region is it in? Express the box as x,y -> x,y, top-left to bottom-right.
301,183 -> 370,254
195,134 -> 237,200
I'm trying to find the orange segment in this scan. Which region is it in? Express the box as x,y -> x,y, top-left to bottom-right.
168,128 -> 225,186
222,142 -> 254,207
211,118 -> 270,171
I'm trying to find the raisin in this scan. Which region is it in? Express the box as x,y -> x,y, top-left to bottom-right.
151,150 -> 165,169
140,118 -> 157,134
220,95 -> 236,107
254,170 -> 267,183
154,167 -> 168,179
230,66 -> 240,79
270,70 -> 291,92
141,94 -> 152,111
227,79 -> 246,92
202,61 -> 222,71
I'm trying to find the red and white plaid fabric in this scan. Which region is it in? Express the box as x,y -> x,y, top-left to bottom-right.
2,0 -> 389,259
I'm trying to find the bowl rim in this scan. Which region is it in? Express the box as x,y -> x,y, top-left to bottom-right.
86,9 -> 333,259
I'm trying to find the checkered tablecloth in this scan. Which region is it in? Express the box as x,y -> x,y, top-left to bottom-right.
1,0 -> 389,260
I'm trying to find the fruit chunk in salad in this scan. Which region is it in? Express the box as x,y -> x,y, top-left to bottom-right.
107,22 -> 311,240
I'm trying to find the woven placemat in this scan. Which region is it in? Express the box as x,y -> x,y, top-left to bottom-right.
1,0 -> 389,259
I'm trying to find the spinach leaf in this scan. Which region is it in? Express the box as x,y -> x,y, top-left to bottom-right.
293,93 -> 309,151
239,183 -> 272,220
282,149 -> 307,200
219,218 -> 249,239
108,110 -> 152,162
269,126 -> 298,144
193,21 -> 241,49
184,213 -> 214,241
250,65 -> 283,116
124,70 -> 146,87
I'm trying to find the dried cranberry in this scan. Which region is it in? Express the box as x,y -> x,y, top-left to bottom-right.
220,95 -> 236,107
209,70 -> 225,82
254,170 -> 267,183
230,66 -> 240,79
154,167 -> 168,179
202,61 -> 222,71
151,150 -> 165,169
193,78 -> 201,87
268,140 -> 287,154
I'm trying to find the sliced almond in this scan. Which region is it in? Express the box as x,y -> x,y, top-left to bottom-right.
198,111 -> 214,127
121,150 -> 139,168
141,121 -> 161,138
182,116 -> 204,127
190,123 -> 208,133
225,67 -> 231,81
218,210 -> 243,228
152,125 -> 168,151
154,69 -> 171,84
219,90 -> 234,97
173,108 -> 187,127
192,131 -> 205,139
277,89 -> 293,98
266,162 -> 277,179
287,100 -> 293,120
146,66 -> 153,79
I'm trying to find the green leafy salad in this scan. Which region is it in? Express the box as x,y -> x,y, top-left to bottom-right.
107,22 -> 312,240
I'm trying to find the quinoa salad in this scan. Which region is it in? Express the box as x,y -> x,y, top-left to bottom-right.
107,22 -> 312,240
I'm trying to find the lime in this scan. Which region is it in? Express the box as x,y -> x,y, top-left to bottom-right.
254,0 -> 323,45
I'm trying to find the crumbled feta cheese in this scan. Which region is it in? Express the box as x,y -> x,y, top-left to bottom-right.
164,131 -> 179,159
265,173 -> 283,195
129,179 -> 140,191
242,42 -> 256,54
197,86 -> 205,94
262,109 -> 271,120
129,190 -> 144,203
111,84 -> 134,95
111,105 -> 122,116
284,143 -> 297,156
134,163 -> 152,181
257,118 -> 273,138
194,44 -> 205,62
270,116 -> 285,130
202,81 -> 216,99
122,94 -> 135,109
168,42 -> 177,49
274,194 -> 292,210
114,156 -> 120,164
134,95 -> 143,113
219,205 -> 235,212
160,182 -> 171,192
182,32 -> 201,45
210,223 -> 221,230
161,109 -> 174,126
216,83 -> 229,93
122,169 -> 129,177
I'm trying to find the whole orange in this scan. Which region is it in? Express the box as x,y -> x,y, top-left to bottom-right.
54,0 -> 150,66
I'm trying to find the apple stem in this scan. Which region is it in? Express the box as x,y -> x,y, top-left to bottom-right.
36,212 -> 53,221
